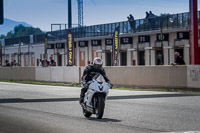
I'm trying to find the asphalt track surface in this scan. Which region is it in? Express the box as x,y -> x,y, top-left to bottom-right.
0,82 -> 200,133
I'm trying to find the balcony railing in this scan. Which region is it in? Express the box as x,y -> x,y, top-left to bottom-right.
3,11 -> 199,46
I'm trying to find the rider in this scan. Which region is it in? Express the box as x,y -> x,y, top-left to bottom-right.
79,57 -> 111,104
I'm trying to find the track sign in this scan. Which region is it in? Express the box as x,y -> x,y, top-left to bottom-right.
47,44 -> 55,49
120,37 -> 133,45
91,40 -> 101,46
105,39 -> 113,46
157,34 -> 169,41
79,41 -> 88,47
56,43 -> 65,49
138,35 -> 150,43
177,32 -> 189,40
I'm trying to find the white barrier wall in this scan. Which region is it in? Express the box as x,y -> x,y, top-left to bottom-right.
0,66 -> 199,89
0,67 -> 36,80
63,67 -> 79,83
35,67 -> 79,83
50,67 -> 64,82
104,66 -> 187,88
35,67 -> 51,81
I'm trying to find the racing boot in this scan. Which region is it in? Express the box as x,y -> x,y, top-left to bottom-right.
79,88 -> 87,105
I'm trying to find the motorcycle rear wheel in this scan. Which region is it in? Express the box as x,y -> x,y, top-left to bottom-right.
95,96 -> 105,119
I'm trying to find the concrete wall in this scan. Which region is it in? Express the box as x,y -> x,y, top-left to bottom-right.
0,66 -> 199,89
35,67 -> 79,83
35,67 -> 51,81
63,67 -> 79,83
0,67 -> 36,81
104,66 -> 187,88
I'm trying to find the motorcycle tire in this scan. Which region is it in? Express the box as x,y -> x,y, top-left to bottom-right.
82,108 -> 92,118
95,96 -> 105,119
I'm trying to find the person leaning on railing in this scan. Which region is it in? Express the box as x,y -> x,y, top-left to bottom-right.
171,52 -> 185,66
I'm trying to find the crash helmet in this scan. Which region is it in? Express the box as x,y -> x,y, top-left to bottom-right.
93,57 -> 103,69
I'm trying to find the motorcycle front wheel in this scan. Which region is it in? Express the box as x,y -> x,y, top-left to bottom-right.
82,108 -> 92,118
95,96 -> 105,119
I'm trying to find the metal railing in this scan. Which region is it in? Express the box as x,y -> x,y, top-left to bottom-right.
48,12 -> 190,40
3,11 -> 198,46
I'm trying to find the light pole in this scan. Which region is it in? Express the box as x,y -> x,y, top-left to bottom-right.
160,17 -> 164,65
159,16 -> 174,65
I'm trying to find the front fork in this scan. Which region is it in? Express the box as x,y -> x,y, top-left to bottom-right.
92,93 -> 105,109
93,96 -> 98,109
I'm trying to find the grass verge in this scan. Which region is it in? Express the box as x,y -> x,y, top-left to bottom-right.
114,87 -> 200,94
0,80 -> 200,94
0,80 -> 81,87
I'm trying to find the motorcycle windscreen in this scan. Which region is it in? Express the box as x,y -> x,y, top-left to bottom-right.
94,73 -> 105,83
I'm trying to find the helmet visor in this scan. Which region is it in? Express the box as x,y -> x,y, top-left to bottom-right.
94,64 -> 102,69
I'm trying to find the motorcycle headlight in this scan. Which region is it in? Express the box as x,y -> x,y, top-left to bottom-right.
108,83 -> 111,88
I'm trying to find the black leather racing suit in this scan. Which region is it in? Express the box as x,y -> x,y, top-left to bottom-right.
80,64 -> 110,103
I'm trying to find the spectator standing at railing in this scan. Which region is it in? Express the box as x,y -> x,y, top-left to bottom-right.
44,59 -> 49,67
127,14 -> 134,21
49,56 -> 55,66
145,11 -> 157,30
148,11 -> 156,18
40,59 -> 48,67
39,59 -> 43,66
5,60 -> 10,67
11,60 -> 17,66
127,14 -> 135,32
145,11 -> 156,19
129,14 -> 134,21
145,11 -> 150,19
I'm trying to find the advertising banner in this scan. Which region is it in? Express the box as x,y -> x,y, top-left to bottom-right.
113,26 -> 120,66
66,29 -> 74,66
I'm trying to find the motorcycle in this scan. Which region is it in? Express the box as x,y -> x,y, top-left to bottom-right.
81,73 -> 112,119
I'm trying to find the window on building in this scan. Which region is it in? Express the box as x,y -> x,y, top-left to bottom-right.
121,51 -> 127,66
57,54 -> 62,66
138,51 -> 145,65
156,50 -> 163,65
106,52 -> 112,66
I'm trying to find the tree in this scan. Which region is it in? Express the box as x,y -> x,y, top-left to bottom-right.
0,34 -> 6,39
0,24 -> 44,39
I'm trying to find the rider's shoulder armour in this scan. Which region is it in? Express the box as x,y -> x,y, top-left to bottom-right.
85,65 -> 93,72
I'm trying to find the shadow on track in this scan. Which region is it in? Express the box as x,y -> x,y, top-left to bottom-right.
86,117 -> 121,122
107,93 -> 200,100
0,94 -> 199,104
0,98 -> 79,104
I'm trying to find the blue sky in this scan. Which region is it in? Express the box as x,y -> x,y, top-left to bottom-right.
3,0 -> 199,31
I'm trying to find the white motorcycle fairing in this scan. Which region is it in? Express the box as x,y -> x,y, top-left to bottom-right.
81,74 -> 111,119
84,81 -> 109,108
